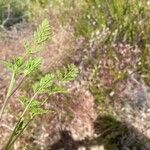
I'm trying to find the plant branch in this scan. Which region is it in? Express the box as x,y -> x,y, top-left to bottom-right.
8,75 -> 26,99
0,72 -> 15,120
3,118 -> 23,150
3,93 -> 37,149
4,118 -> 34,150
20,93 -> 37,118
0,75 -> 26,121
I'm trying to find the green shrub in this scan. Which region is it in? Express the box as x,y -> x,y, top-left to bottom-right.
74,0 -> 150,45
0,0 -> 52,28
0,0 -> 27,28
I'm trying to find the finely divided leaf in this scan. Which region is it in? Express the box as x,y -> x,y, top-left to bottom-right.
2,57 -> 24,75
24,41 -> 43,54
24,19 -> 51,54
30,107 -> 48,117
33,73 -> 55,94
49,84 -> 67,95
34,19 -> 51,44
56,64 -> 78,82
23,40 -> 30,53
23,57 -> 42,75
2,60 -> 14,71
20,96 -> 47,117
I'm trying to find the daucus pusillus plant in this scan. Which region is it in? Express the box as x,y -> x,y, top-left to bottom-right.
0,19 -> 78,149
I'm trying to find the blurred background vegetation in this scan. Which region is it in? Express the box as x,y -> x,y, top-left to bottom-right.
1,0 -> 150,46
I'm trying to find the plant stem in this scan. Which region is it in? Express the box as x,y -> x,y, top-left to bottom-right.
3,93 -> 37,149
20,93 -> 37,118
0,72 -> 15,120
8,75 -> 26,99
3,118 -> 23,150
0,74 -> 27,121
0,52 -> 28,121
4,118 -> 33,150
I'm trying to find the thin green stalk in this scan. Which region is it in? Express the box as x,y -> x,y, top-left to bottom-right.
20,93 -> 37,118
4,118 -> 33,150
0,74 -> 27,121
4,93 -> 50,149
3,93 -> 37,149
8,75 -> 26,99
3,118 -> 23,150
0,72 -> 15,120
0,52 -> 28,120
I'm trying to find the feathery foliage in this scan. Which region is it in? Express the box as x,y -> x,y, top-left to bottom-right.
49,84 -> 67,95
24,41 -> 43,54
32,64 -> 78,94
56,64 -> 79,82
2,56 -> 43,77
24,19 -> 51,54
34,19 -> 51,44
20,96 -> 47,117
23,57 -> 43,76
1,19 -> 78,149
33,73 -> 55,94
2,57 -> 24,75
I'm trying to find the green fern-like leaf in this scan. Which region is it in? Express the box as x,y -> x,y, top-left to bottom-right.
20,96 -> 47,117
23,57 -> 43,75
56,64 -> 78,82
33,73 -> 54,94
24,19 -> 51,54
34,19 -> 51,45
49,84 -> 67,95
24,40 -> 43,54
2,60 -> 14,71
23,40 -> 30,53
30,107 -> 48,117
2,57 -> 24,75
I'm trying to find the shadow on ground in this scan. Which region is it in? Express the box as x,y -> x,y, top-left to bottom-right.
50,115 -> 150,150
